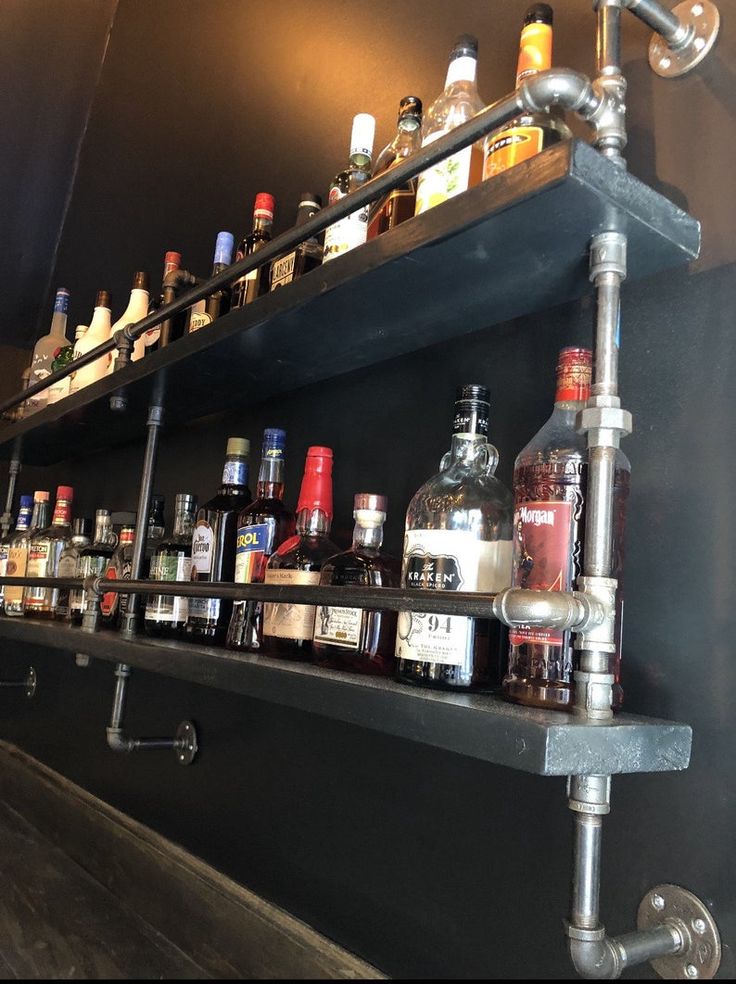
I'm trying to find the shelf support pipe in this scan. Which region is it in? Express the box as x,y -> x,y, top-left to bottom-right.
591,1 -> 628,164
1,447 -> 22,537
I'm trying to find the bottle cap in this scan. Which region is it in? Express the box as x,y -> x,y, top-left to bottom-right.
56,485 -> 74,501
300,193 -> 322,209
119,526 -> 136,544
95,289 -> 111,309
453,384 -> 490,437
556,347 -> 592,402
226,437 -> 250,457
73,517 -> 92,537
132,271 -> 149,290
75,324 -> 88,340
95,508 -> 110,518
398,95 -> 423,124
353,493 -> 387,513
175,492 -> 197,510
262,427 -> 286,458
524,3 -> 553,26
214,231 -> 234,266
18,495 -> 33,511
34,491 -> 50,503
296,446 -> 334,517
164,251 -> 181,275
253,193 -> 275,222
350,113 -> 376,159
451,34 -> 479,58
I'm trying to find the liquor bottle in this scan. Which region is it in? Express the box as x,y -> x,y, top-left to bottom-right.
226,428 -> 295,651
143,493 -> 166,576
100,524 -> 136,628
145,493 -> 197,637
47,326 -> 88,404
414,35 -> 485,216
0,496 -> 33,614
367,97 -> 423,239
395,386 -> 514,690
188,232 -> 234,332
4,492 -> 50,616
262,446 -> 339,660
144,251 -> 182,351
231,195 -> 275,308
270,196 -> 323,291
26,288 -> 71,412
483,4 -> 570,180
70,290 -> 113,393
503,348 -> 629,710
312,493 -> 400,675
109,271 -> 151,370
23,486 -> 74,618
186,438 -> 252,644
69,510 -> 115,625
55,517 -> 93,620
323,114 -> 375,263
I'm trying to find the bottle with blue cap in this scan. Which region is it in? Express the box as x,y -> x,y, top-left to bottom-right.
188,231 -> 235,333
26,288 -> 70,412
0,495 -> 34,613
227,428 -> 296,652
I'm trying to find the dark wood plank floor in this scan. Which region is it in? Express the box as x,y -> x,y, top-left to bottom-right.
0,801 -> 208,979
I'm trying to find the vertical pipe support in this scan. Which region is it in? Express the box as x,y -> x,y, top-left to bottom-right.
1,453 -> 22,537
592,1 -> 628,164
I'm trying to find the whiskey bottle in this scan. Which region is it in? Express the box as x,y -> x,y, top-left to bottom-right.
226,428 -> 295,652
414,35 -> 485,216
188,232 -> 234,332
270,196 -> 323,291
55,517 -> 92,620
26,289 -> 70,413
109,271 -> 151,370
322,114 -> 375,263
231,195 -> 275,308
262,446 -> 339,660
396,386 -> 513,690
186,438 -> 252,644
144,251 -> 181,351
0,496 -> 33,614
4,492 -> 50,616
482,4 -> 571,180
145,493 -> 197,637
312,493 -> 400,675
70,290 -> 113,393
69,510 -> 115,624
23,486 -> 75,618
503,347 -> 629,710
100,524 -> 135,628
367,97 -> 423,239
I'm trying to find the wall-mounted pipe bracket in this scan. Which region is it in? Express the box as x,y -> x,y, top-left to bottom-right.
637,884 -> 721,979
0,666 -> 36,699
636,0 -> 721,78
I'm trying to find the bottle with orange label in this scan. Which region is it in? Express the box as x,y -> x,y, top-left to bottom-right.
482,4 -> 571,181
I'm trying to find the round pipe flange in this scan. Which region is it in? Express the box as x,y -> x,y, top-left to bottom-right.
638,884 -> 721,978
25,667 -> 37,699
649,1 -> 720,78
175,720 -> 198,766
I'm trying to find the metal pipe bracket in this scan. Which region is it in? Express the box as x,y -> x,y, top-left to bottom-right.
646,1 -> 720,78
637,884 -> 721,979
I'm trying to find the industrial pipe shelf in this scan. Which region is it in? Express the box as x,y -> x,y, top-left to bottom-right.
0,139 -> 699,466
0,616 -> 692,777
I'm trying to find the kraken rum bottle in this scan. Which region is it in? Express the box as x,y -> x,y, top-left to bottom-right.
396,386 -> 513,690
503,347 -> 629,710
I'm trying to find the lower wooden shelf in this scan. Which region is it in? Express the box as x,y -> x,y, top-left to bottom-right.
0,617 -> 692,777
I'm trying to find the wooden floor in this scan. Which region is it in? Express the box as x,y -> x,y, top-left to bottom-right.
0,801 -> 207,980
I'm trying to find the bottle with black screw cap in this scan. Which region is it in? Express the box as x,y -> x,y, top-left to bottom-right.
395,384 -> 513,691
270,194 -> 323,291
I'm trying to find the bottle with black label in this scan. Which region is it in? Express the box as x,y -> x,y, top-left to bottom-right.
186,438 -> 252,644
270,196 -> 323,291
367,97 -> 423,239
395,386 -> 513,690
145,493 -> 197,637
70,510 -> 115,624
231,195 -> 274,308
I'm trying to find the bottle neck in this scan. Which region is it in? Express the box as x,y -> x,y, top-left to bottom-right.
353,522 -> 383,550
50,310 -> 68,339
445,54 -> 478,88
252,215 -> 272,237
296,508 -> 331,536
89,306 -> 111,333
516,21 -> 553,86
173,507 -> 194,538
30,502 -> 50,530
256,455 -> 285,499
14,508 -> 32,532
52,499 -> 72,526
221,454 -> 249,492
93,517 -> 112,545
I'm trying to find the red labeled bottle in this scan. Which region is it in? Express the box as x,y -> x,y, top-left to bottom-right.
262,446 -> 339,660
503,347 -> 629,710
100,525 -> 136,628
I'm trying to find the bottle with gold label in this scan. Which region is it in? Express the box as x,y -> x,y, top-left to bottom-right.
482,4 -> 571,181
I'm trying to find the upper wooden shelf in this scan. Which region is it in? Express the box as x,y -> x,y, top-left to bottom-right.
0,139 -> 700,465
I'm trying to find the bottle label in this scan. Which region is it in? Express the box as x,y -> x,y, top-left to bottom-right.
270,252 -> 296,290
26,542 -> 50,578
263,569 -> 320,641
4,545 -> 28,607
144,327 -> 160,347
446,54 -> 477,86
313,605 -> 362,650
54,291 -> 70,315
517,22 -> 552,83
323,187 -> 369,261
483,126 -> 544,180
396,529 -> 512,667
188,311 -> 213,333
119,559 -> 133,615
234,522 -> 272,585
56,552 -> 79,616
415,131 -> 474,215
221,460 -> 246,487
146,554 -> 191,622
47,377 -> 71,404
191,520 -> 214,576
508,500 -> 574,647
0,543 -> 8,576
71,553 -> 107,616
100,562 -> 119,617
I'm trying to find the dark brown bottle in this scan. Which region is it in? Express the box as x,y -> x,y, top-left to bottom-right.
269,196 -> 323,290
231,194 -> 274,308
367,97 -> 423,239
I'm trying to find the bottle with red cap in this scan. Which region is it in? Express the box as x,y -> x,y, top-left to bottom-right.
23,485 -> 75,618
262,446 -> 339,659
144,251 -> 182,352
503,347 -> 629,711
231,193 -> 275,309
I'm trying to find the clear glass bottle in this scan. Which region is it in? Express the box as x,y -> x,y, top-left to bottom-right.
270,196 -> 323,290
47,325 -> 88,404
188,232 -> 235,332
70,290 -> 113,393
414,35 -> 485,216
503,347 -> 629,710
186,438 -> 252,644
367,97 -> 423,239
145,493 -> 197,638
70,510 -> 116,625
100,525 -> 136,629
483,4 -> 571,180
231,195 -> 275,308
55,517 -> 93,620
262,446 -> 339,660
23,486 -> 75,618
4,492 -> 50,616
0,496 -> 33,615
396,386 -> 513,690
322,114 -> 376,263
26,288 -> 70,412
313,493 -> 400,675
109,271 -> 151,370
227,428 -> 295,652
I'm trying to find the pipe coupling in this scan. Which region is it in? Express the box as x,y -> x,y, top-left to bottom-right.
568,774 -> 612,815
575,577 -> 617,651
578,404 -> 633,449
589,231 -> 627,281
589,74 -> 628,158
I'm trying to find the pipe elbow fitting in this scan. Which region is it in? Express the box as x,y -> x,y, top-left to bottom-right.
106,727 -> 133,754
568,934 -> 622,980
519,69 -> 600,118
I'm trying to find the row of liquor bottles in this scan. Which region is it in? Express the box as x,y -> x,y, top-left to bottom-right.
0,348 -> 628,711
16,4 -> 567,416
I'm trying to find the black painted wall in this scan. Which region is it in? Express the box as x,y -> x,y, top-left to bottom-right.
2,1 -> 735,978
